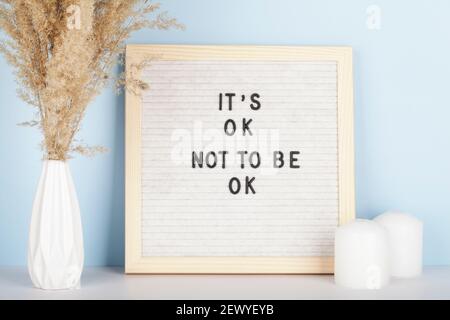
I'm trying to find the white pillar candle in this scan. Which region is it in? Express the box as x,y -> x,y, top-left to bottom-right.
374,211 -> 423,278
335,219 -> 390,289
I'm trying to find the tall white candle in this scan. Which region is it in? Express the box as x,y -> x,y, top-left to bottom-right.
374,211 -> 423,278
335,219 -> 390,289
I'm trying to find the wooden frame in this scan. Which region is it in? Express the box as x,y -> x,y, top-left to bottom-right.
125,45 -> 355,274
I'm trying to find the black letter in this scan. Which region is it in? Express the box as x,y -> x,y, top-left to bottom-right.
225,93 -> 235,110
205,151 -> 217,168
273,151 -> 284,168
250,93 -> 261,110
249,151 -> 261,168
224,119 -> 237,136
242,118 -> 253,136
246,176 -> 256,194
218,151 -> 228,169
290,151 -> 300,168
192,151 -> 203,168
229,177 -> 240,194
237,150 -> 247,169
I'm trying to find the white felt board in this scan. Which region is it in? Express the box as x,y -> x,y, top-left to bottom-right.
125,45 -> 355,274
141,60 -> 338,256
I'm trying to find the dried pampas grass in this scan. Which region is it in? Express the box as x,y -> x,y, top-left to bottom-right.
0,0 -> 182,160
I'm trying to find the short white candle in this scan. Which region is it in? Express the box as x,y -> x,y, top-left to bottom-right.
374,211 -> 423,278
335,219 -> 390,289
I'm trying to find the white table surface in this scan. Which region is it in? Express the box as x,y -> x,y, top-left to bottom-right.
0,267 -> 449,300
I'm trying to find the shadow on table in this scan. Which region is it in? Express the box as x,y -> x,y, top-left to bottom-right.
0,268 -> 31,289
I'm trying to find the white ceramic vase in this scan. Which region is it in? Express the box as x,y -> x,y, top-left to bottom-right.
28,160 -> 84,290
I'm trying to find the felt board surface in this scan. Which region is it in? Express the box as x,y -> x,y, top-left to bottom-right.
140,60 -> 339,257
125,45 -> 354,273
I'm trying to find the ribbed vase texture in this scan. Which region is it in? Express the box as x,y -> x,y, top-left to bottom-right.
28,160 -> 84,290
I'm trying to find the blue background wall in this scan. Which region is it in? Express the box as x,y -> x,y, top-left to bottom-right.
1,0 -> 449,266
